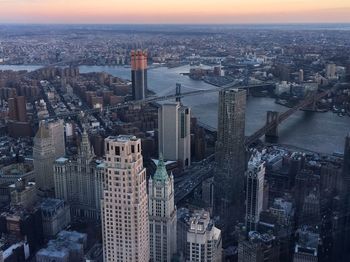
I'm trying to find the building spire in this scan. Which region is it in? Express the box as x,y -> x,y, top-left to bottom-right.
153,153 -> 169,182
79,128 -> 93,159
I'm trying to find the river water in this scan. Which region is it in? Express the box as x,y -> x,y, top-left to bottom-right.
1,64 -> 349,154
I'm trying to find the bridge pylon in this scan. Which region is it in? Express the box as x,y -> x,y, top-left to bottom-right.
175,83 -> 182,102
266,111 -> 279,139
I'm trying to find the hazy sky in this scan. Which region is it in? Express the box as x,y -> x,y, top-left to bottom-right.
1,0 -> 350,24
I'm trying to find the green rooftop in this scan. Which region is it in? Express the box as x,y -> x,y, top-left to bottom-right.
153,154 -> 169,182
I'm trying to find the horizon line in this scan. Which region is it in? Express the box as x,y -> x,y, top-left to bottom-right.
1,22 -> 350,26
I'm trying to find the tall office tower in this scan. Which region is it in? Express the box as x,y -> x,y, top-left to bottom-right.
326,63 -> 336,79
131,49 -> 148,100
54,130 -> 104,220
238,231 -> 279,262
215,88 -> 246,226
8,96 -> 27,122
47,119 -> 65,158
245,151 -> 265,232
346,61 -> 350,81
7,95 -> 32,137
102,136 -> 149,262
293,228 -> 319,262
341,134 -> 350,260
298,69 -> 304,83
186,210 -> 222,262
33,122 -> 55,191
343,134 -> 350,178
148,155 -> 177,262
158,102 -> 191,167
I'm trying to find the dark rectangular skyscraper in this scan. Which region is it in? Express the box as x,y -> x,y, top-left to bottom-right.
214,88 -> 246,228
131,49 -> 147,100
8,95 -> 27,122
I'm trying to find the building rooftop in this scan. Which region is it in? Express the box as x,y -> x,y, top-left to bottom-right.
107,135 -> 137,142
36,230 -> 87,258
55,157 -> 68,163
152,154 -> 169,182
248,231 -> 275,244
40,198 -> 65,211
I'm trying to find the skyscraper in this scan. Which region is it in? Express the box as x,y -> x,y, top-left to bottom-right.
54,130 -> 104,220
326,63 -> 337,79
245,151 -> 265,232
131,50 -> 148,100
158,102 -> 191,167
33,120 -> 65,193
148,155 -> 177,262
47,119 -> 65,159
7,95 -> 32,138
215,88 -> 246,226
102,135 -> 149,262
238,231 -> 279,262
186,210 -> 222,262
343,134 -> 350,179
8,96 -> 27,122
341,134 -> 350,259
33,122 -> 55,191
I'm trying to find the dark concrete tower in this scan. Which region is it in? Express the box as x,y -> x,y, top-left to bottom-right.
343,134 -> 350,180
131,49 -> 148,100
341,134 -> 350,261
214,88 -> 247,230
8,96 -> 27,122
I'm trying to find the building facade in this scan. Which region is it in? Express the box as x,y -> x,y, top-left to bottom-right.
148,155 -> 177,262
214,88 -> 247,226
33,122 -> 56,192
102,135 -> 149,262
40,198 -> 71,237
47,119 -> 65,159
186,210 -> 222,262
158,102 -> 191,167
238,231 -> 279,262
131,50 -> 148,100
246,151 -> 266,232
54,130 -> 104,220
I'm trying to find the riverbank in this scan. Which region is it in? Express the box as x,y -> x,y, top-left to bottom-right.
1,64 -> 350,154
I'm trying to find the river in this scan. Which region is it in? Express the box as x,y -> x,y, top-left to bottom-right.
1,64 -> 349,154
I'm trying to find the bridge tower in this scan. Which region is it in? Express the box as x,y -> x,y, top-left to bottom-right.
266,111 -> 279,139
175,83 -> 181,102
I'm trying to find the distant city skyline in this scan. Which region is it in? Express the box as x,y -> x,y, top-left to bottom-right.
1,0 -> 350,24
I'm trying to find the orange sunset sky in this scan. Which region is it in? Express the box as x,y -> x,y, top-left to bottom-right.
1,0 -> 350,24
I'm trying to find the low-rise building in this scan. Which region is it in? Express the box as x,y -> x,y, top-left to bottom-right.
36,230 -> 87,262
40,198 -> 71,237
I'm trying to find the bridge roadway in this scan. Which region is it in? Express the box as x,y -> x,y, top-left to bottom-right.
37,82 -> 273,122
174,164 -> 214,204
245,86 -> 337,147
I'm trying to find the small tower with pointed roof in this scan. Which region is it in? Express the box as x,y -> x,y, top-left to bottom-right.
78,128 -> 95,163
148,154 -> 177,261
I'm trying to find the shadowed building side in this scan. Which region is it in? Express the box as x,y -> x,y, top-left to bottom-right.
214,88 -> 247,231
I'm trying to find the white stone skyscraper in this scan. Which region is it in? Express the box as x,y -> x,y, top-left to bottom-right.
33,121 -> 55,192
158,102 -> 191,167
245,150 -> 265,232
102,135 -> 149,262
148,155 -> 177,262
186,210 -> 222,262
